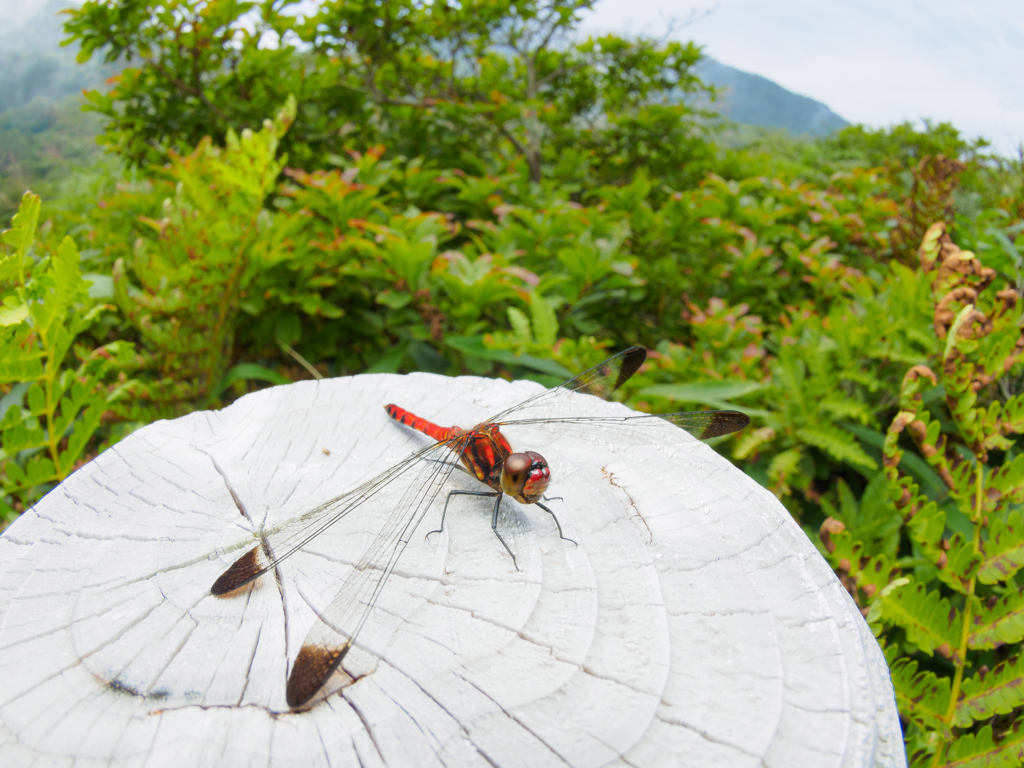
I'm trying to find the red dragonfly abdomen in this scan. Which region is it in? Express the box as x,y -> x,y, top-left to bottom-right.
384,404 -> 460,442
385,404 -> 513,489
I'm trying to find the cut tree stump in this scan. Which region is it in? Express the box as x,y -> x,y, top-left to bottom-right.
0,371 -> 906,767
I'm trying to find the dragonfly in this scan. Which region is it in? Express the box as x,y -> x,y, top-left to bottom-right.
210,346 -> 749,707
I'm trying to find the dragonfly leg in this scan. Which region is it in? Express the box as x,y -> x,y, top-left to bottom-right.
426,489 -> 498,540
490,492 -> 519,571
536,501 -> 577,546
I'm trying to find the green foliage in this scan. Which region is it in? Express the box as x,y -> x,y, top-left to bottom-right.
63,0 -> 714,189
891,657 -> 951,737
0,96 -> 111,223
636,253 -> 935,513
941,722 -> 1024,768
876,580 -> 961,657
816,224 -> 1024,766
820,120 -> 990,173
4,4 -> 1024,760
0,0 -> 122,222
978,512 -> 1024,584
0,192 -> 133,520
956,654 -> 1024,729
105,97 -> 296,419
0,0 -> 120,114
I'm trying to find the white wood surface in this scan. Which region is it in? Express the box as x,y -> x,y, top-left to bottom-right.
0,371 -> 906,767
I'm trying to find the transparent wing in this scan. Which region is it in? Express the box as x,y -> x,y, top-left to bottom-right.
485,346 -> 647,424
497,410 -> 750,446
210,437 -> 463,595
284,433 -> 473,707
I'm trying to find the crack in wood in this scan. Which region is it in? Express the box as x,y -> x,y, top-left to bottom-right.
456,674 -> 574,766
206,453 -> 250,520
655,711 -> 761,759
343,692 -> 388,766
601,467 -> 652,545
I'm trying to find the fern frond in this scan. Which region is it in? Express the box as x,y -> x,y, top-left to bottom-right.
936,534 -> 981,594
999,394 -> 1024,437
823,525 -> 899,597
985,455 -> 1024,513
879,580 -> 961,657
767,447 -> 801,497
978,511 -> 1024,584
796,425 -> 878,471
942,719 -> 1024,768
529,292 -> 558,347
906,499 -> 946,551
970,589 -> 1024,650
820,396 -> 873,423
507,306 -> 532,345
890,657 -> 951,737
955,654 -> 1024,728
1,191 -> 41,257
733,425 -> 775,460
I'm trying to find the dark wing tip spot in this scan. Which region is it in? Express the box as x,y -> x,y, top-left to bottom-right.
615,347 -> 647,391
701,411 -> 751,438
286,644 -> 351,708
210,547 -> 262,596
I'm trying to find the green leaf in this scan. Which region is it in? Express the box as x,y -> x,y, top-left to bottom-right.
978,512 -> 1024,584
366,343 -> 408,374
937,533 -> 981,594
955,654 -> 1024,728
51,236 -> 89,313
843,422 -> 951,498
209,364 -> 292,401
2,192 -> 41,255
640,380 -> 768,414
943,303 -> 977,362
796,426 -> 879,471
23,454 -> 56,487
0,300 -> 28,326
26,384 -> 45,417
971,589 -> 1024,650
507,306 -> 532,344
943,719 -> 1024,768
821,396 -> 872,423
905,499 -> 946,552
768,447 -> 802,482
376,289 -> 412,309
732,425 -> 775,460
0,342 -> 44,387
63,403 -> 105,471
878,580 -> 961,657
0,383 -> 30,416
82,273 -> 115,300
890,657 -> 951,737
445,336 -> 573,378
530,293 -> 558,347
823,527 -> 899,596
3,460 -> 27,488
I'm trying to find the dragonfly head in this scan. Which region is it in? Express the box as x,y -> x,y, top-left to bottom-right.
501,451 -> 550,504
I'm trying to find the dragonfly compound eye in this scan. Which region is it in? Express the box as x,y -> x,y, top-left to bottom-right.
500,451 -> 550,503
500,453 -> 532,497
522,451 -> 551,502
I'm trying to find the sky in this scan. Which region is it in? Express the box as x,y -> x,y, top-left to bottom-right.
3,0 -> 1021,155
580,0 -> 1024,155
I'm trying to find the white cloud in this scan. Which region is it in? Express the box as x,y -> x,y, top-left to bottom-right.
1,0 -> 1019,153
579,0 -> 1024,154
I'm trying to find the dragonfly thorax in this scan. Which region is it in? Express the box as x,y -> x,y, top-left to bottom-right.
500,451 -> 550,504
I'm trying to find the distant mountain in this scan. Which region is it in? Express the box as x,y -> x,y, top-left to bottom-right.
0,0 -> 117,114
696,59 -> 849,137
